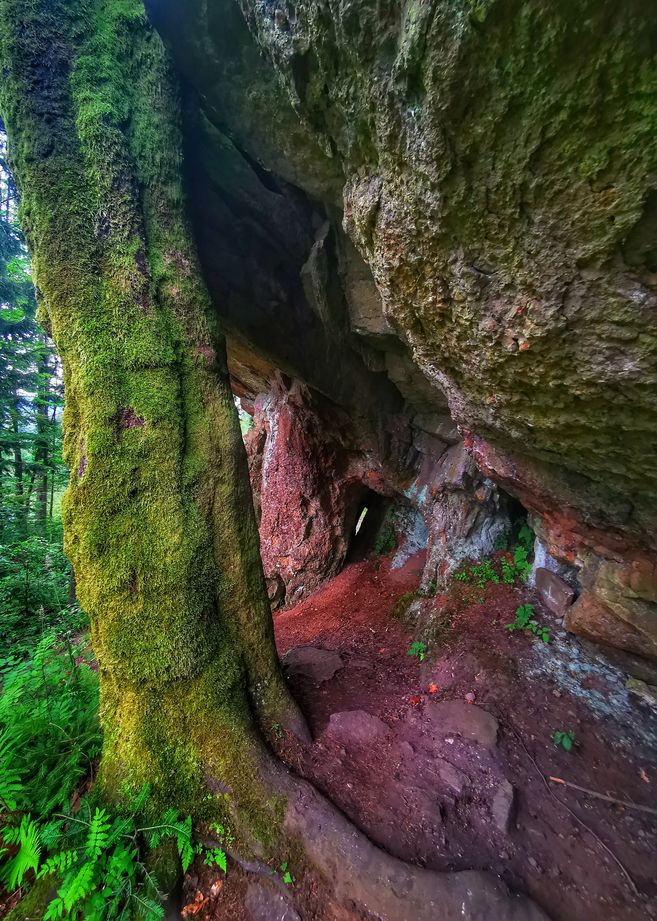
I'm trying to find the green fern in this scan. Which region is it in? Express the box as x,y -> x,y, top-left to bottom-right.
43,895 -> 65,920
133,893 -> 165,920
61,859 -> 97,911
38,850 -> 78,878
0,640 -> 228,919
1,814 -> 41,889
86,808 -> 111,859
0,728 -> 23,810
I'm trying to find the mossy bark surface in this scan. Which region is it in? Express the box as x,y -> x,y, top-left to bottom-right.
0,0 -> 305,840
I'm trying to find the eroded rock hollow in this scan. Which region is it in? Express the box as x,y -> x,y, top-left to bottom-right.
146,0 -> 657,659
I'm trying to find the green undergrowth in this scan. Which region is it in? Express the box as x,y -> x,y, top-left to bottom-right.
0,520 -> 82,664
452,523 -> 535,588
0,635 -> 228,920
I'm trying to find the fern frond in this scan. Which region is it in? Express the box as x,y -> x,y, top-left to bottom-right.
61,858 -> 96,911
0,728 -> 23,810
38,849 -> 78,878
132,892 -> 165,920
85,807 -> 110,858
105,844 -> 137,889
40,819 -> 65,850
2,814 -> 41,889
43,895 -> 65,920
130,783 -> 151,817
106,815 -> 133,849
173,815 -> 194,873
1,824 -> 21,846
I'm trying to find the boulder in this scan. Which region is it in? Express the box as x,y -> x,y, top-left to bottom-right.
565,557 -> 657,660
282,647 -> 344,684
535,568 -> 576,618
324,710 -> 389,746
423,700 -> 499,750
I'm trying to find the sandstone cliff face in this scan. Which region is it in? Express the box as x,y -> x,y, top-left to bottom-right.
146,0 -> 657,658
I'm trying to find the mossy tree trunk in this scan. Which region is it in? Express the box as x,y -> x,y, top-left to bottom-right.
0,0 -> 306,840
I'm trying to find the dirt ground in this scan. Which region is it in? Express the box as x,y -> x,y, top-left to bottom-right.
187,551 -> 657,921
6,552 -> 654,921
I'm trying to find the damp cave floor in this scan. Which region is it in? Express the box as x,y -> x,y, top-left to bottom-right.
182,552 -> 657,921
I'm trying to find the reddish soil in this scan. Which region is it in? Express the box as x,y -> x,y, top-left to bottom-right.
178,553 -> 657,921
272,553 -> 657,921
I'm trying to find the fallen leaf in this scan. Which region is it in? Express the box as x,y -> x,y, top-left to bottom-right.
428,684 -> 439,694
182,892 -> 207,918
409,695 -> 422,706
640,768 -> 650,784
378,648 -> 386,654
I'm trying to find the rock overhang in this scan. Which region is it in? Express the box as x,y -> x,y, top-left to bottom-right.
145,0 -> 657,659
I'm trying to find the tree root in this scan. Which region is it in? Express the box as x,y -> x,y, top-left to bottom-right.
275,766 -> 551,921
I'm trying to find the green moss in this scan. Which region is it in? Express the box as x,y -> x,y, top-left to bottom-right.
390,591 -> 419,623
5,878 -> 54,921
0,0 -> 301,862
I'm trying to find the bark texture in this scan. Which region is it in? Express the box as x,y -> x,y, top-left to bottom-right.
0,0 -> 305,838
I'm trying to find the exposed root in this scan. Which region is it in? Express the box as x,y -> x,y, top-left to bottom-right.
273,764 -> 551,921
548,776 -> 657,818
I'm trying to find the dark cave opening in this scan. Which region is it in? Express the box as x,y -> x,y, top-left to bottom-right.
345,489 -> 392,564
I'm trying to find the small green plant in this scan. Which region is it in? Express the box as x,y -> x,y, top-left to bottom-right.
500,555 -> 516,584
505,603 -> 550,643
204,848 -> 227,872
270,722 -> 284,740
280,861 -> 294,885
407,640 -> 427,662
470,559 -> 500,587
210,823 -> 235,849
552,729 -> 575,752
512,545 -> 532,580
